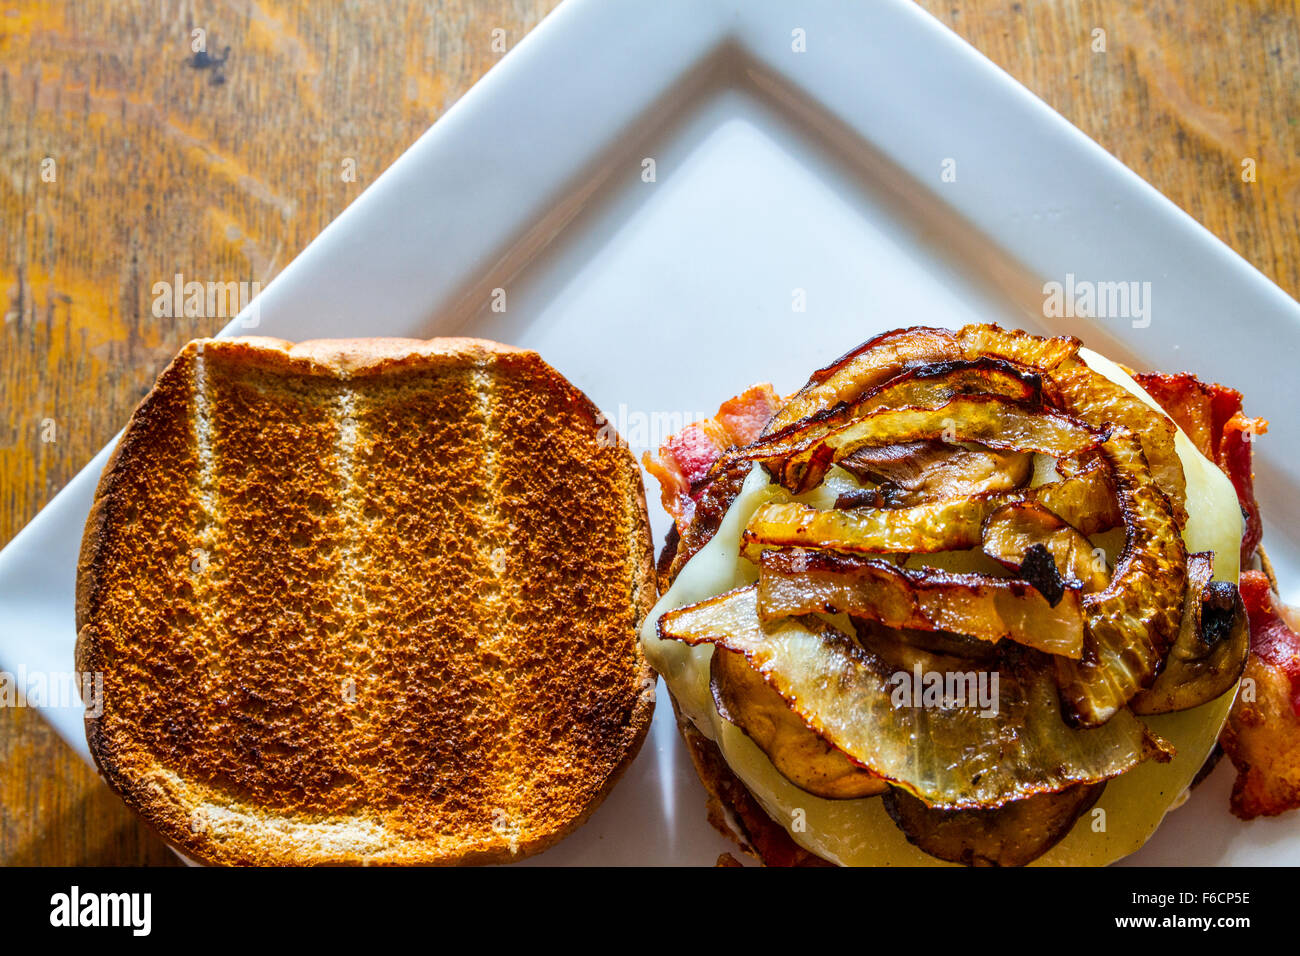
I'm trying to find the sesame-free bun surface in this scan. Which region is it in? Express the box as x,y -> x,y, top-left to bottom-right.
76,336 -> 656,865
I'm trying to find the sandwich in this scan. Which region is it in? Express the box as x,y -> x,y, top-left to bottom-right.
76,336 -> 656,865
643,324 -> 1298,866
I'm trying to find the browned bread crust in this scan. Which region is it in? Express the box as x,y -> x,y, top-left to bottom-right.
77,336 -> 656,865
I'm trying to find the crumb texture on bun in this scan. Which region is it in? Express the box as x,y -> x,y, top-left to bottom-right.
77,336 -> 656,865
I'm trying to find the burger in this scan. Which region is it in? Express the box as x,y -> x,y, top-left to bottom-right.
640,324 -> 1282,866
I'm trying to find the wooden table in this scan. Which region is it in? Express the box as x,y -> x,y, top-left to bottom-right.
2,0 -> 1296,865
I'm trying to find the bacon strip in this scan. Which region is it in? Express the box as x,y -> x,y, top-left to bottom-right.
1135,373 -> 1267,564
1137,373 -> 1297,816
1220,570 -> 1300,818
642,384 -> 781,534
1240,572 -> 1300,716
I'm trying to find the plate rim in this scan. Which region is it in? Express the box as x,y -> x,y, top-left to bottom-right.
1,0 -> 1297,864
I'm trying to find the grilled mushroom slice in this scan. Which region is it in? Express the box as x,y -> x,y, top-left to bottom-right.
1131,551 -> 1249,715
837,440 -> 1033,504
710,648 -> 888,800
883,782 -> 1106,867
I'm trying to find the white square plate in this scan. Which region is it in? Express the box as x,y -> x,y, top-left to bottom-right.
2,0 -> 1298,865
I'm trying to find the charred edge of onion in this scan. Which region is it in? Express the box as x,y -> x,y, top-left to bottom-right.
1018,544 -> 1067,608
759,548 -> 1085,658
777,395 -> 1105,495
834,488 -> 889,510
764,324 -> 1081,444
1199,581 -> 1240,646
956,324 -> 1082,373
804,325 -> 956,388
767,546 -> 1070,603
740,465 -> 1120,564
755,356 -> 1049,450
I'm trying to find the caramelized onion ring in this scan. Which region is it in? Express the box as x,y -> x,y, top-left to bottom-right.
762,326 -> 966,435
1051,361 -> 1188,527
749,357 -> 1044,464
762,324 -> 1080,436
758,549 -> 1085,658
741,466 -> 1118,561
760,395 -> 1101,494
1055,430 -> 1188,726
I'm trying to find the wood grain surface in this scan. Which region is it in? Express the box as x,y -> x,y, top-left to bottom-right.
1,0 -> 1296,865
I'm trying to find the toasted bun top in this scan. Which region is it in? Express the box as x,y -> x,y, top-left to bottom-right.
77,336 -> 656,865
